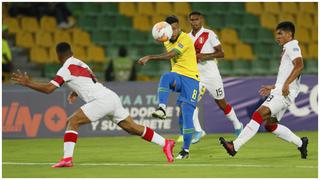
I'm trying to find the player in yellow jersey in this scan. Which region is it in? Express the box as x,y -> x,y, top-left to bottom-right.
138,16 -> 199,159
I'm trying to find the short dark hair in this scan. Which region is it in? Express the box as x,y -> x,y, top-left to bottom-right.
56,42 -> 71,55
276,21 -> 295,38
165,15 -> 179,25
188,11 -> 202,18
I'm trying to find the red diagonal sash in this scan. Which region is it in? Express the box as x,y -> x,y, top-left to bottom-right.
194,32 -> 209,54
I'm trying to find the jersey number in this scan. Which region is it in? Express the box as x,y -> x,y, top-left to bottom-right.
216,88 -> 223,97
266,95 -> 274,102
192,89 -> 198,100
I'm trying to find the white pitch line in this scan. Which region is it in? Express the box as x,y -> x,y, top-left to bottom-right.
2,162 -> 317,169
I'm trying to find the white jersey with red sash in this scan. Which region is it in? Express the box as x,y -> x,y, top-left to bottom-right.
189,27 -> 225,100
50,56 -> 110,103
50,56 -> 129,122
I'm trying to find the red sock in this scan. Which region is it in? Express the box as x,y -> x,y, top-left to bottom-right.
224,104 -> 232,115
141,127 -> 165,147
142,127 -> 154,142
265,123 -> 278,132
252,111 -> 263,125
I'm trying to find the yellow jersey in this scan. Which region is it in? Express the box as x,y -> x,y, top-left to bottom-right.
164,32 -> 199,81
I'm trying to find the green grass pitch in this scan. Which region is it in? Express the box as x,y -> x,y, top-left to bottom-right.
3,131 -> 318,178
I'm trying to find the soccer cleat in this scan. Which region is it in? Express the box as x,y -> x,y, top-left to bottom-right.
52,157 -> 73,168
163,139 -> 175,163
298,137 -> 308,159
219,137 -> 237,156
152,107 -> 166,120
191,130 -> 206,144
234,123 -> 243,137
176,135 -> 184,143
176,149 -> 189,159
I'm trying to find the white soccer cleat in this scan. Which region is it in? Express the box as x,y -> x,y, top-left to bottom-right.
191,130 -> 206,144
152,107 -> 166,120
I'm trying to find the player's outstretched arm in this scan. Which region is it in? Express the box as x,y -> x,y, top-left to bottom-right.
282,57 -> 304,96
11,69 -> 57,94
137,50 -> 177,65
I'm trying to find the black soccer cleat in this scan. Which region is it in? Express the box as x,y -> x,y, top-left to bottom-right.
219,137 -> 237,157
176,149 -> 189,159
298,137 -> 308,159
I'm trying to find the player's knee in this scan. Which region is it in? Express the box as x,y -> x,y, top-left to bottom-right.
264,123 -> 278,132
66,117 -> 80,130
254,107 -> 271,123
216,99 -> 227,109
160,72 -> 176,84
251,111 -> 264,125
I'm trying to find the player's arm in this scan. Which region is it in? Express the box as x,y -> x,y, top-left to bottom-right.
282,57 -> 304,96
11,69 -> 57,94
138,50 -> 177,65
197,45 -> 224,61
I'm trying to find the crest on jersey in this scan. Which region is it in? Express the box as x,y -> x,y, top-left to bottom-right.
199,37 -> 203,44
178,43 -> 184,48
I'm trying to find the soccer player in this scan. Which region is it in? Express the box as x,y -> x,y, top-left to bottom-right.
138,16 -> 199,159
219,22 -> 308,159
11,42 -> 175,168
187,11 -> 243,143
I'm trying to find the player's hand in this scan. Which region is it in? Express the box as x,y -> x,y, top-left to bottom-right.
67,91 -> 78,104
196,53 -> 203,63
11,69 -> 30,86
138,56 -> 150,65
259,85 -> 274,96
282,83 -> 290,97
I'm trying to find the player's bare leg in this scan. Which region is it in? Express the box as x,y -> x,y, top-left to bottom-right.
52,109 -> 91,168
215,98 -> 243,136
118,116 -> 175,163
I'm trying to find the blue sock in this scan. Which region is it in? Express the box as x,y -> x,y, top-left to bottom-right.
178,114 -> 183,136
157,72 -> 179,105
181,103 -> 195,151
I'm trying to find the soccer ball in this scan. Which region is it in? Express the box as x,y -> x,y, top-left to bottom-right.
152,21 -> 173,42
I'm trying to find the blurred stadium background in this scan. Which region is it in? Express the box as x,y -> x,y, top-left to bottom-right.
2,2 -> 318,82
2,2 -> 318,178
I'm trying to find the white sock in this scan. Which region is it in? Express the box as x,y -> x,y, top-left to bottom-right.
159,104 -> 166,110
63,130 -> 78,158
152,132 -> 166,147
64,142 -> 75,158
226,108 -> 242,129
233,120 -> 260,151
272,124 -> 303,147
192,107 -> 203,132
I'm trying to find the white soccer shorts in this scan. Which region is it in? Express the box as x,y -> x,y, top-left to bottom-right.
262,92 -> 292,121
199,62 -> 225,100
81,91 -> 129,123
